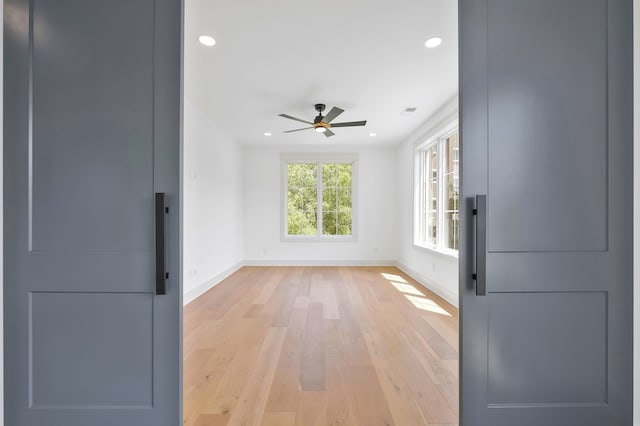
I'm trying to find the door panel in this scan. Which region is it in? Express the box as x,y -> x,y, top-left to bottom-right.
4,0 -> 182,424
31,0 -> 155,253
460,0 -> 632,425
31,292 -> 154,408
487,0 -> 608,253
487,292 -> 607,405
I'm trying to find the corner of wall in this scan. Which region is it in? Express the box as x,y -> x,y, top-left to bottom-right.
182,99 -> 245,305
183,261 -> 243,305
395,261 -> 458,308
393,97 -> 460,307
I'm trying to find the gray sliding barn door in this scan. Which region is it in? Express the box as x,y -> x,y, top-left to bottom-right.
459,0 -> 633,425
4,0 -> 182,425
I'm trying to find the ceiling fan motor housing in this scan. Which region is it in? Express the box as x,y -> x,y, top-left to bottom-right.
279,104 -> 366,137
314,104 -> 326,124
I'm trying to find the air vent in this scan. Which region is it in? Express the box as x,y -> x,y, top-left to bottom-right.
401,107 -> 417,115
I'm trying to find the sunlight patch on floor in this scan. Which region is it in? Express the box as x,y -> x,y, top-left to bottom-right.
389,281 -> 425,297
404,295 -> 452,316
381,273 -> 407,283
381,272 -> 451,316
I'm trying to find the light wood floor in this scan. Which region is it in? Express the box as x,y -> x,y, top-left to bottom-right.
183,266 -> 459,426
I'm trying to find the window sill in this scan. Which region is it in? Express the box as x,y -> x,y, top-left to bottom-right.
413,243 -> 459,260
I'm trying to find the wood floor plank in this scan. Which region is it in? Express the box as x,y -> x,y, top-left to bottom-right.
363,330 -> 429,426
244,304 -> 264,318
253,271 -> 283,304
293,296 -> 310,309
277,308 -> 308,369
184,266 -> 459,426
350,366 -> 396,426
323,319 -> 344,360
261,412 -> 296,426
264,367 -> 300,412
184,368 -> 228,426
402,329 -> 458,386
309,272 -> 340,319
270,284 -> 298,327
423,314 -> 459,352
332,271 -> 373,367
300,302 -> 326,391
296,391 -> 328,426
204,344 -> 261,415
193,414 -> 230,426
227,327 -> 287,426
395,354 -> 458,424
297,269 -> 312,296
325,361 -> 360,426
409,315 -> 458,360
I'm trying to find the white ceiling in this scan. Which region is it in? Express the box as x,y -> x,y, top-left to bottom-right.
184,0 -> 458,146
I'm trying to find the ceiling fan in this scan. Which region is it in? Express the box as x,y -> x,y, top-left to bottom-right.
279,104 -> 367,138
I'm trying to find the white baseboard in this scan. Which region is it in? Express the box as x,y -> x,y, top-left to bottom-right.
243,259 -> 396,267
183,261 -> 243,305
395,261 -> 459,308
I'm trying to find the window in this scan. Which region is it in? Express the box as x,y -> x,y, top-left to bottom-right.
283,156 -> 356,239
414,122 -> 459,254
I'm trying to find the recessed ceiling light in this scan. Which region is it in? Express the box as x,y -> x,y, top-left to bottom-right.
198,35 -> 216,47
264,132 -> 272,136
369,133 -> 377,137
425,37 -> 442,48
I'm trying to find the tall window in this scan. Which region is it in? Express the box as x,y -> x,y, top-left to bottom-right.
415,122 -> 459,253
284,157 -> 355,238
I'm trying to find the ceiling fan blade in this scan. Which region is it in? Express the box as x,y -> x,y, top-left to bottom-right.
323,107 -> 344,123
323,129 -> 335,137
329,120 -> 367,128
284,127 -> 313,133
278,113 -> 313,125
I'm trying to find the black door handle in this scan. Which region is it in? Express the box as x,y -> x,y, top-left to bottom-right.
155,193 -> 168,295
473,195 -> 487,296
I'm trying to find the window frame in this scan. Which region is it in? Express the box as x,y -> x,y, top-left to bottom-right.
281,153 -> 358,242
414,120 -> 459,257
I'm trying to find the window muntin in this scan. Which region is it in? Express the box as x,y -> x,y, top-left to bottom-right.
415,123 -> 459,254
285,159 -> 354,239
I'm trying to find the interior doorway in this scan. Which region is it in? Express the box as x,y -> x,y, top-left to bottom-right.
181,0 -> 460,424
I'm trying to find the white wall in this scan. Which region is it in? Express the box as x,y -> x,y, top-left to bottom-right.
395,96 -> 459,306
242,145 -> 397,264
182,99 -> 244,304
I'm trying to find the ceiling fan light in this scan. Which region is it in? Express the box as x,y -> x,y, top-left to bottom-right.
315,127 -> 327,133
